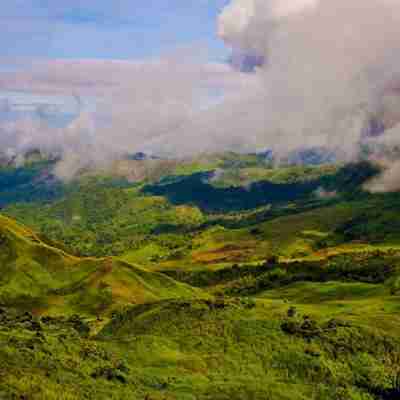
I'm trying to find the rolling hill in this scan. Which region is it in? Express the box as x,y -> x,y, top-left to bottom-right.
2,155 -> 400,399
0,214 -> 203,317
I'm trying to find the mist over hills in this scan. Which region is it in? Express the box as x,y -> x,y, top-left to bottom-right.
3,0 -> 400,190
3,0 -> 400,398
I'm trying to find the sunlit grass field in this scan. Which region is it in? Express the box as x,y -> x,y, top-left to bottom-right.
2,157 -> 400,399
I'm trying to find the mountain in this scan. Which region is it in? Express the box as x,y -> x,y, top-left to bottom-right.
2,154 -> 400,399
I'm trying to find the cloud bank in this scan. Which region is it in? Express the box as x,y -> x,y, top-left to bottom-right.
218,0 -> 400,189
0,56 -> 257,179
2,0 -> 400,188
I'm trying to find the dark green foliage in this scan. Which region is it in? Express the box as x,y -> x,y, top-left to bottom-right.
90,366 -> 128,384
4,178 -> 202,257
67,314 -> 90,337
321,161 -> 380,195
164,252 -> 398,296
143,171 -> 323,212
143,161 -> 380,212
333,193 -> 400,243
0,160 -> 64,207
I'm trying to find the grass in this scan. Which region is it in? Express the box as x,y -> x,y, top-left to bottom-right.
210,164 -> 339,188
258,281 -> 387,303
2,212 -> 400,398
0,214 -> 204,317
1,158 -> 392,266
2,157 -> 400,399
4,182 -> 204,257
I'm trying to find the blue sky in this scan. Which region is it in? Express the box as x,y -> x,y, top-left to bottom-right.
1,0 -> 230,61
0,1 -> 234,120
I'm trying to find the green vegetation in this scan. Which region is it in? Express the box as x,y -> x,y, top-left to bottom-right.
0,214 -> 203,316
3,276 -> 400,399
0,160 -> 63,207
4,178 -> 204,257
2,154 -> 400,399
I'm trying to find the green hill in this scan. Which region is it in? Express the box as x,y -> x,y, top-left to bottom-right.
3,291 -> 399,399
3,157 -> 400,399
0,214 -> 203,317
2,214 -> 400,399
2,159 -> 387,265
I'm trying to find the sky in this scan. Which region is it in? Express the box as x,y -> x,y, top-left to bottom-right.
0,0 -> 230,60
0,0 -> 233,128
2,0 -> 400,190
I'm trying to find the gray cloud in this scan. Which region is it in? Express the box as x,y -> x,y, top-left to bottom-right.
3,0 -> 400,188
214,0 -> 400,189
217,0 -> 400,158
0,55 -> 256,179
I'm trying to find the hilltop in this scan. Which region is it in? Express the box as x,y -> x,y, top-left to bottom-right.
0,214 -> 202,318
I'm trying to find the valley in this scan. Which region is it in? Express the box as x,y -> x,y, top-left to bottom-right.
1,155 -> 400,399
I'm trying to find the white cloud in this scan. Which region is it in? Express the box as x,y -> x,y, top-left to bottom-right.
216,0 -> 400,161
3,0 -> 400,188
0,55 -> 257,178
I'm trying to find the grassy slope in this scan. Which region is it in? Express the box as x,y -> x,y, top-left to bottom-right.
3,158 -> 400,398
3,161 -> 392,269
147,195 -> 400,273
2,293 -> 400,400
2,214 -> 400,399
0,214 -> 203,317
4,181 -> 204,257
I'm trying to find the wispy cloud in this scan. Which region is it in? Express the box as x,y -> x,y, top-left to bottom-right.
0,54 -> 256,179
3,0 -> 400,192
